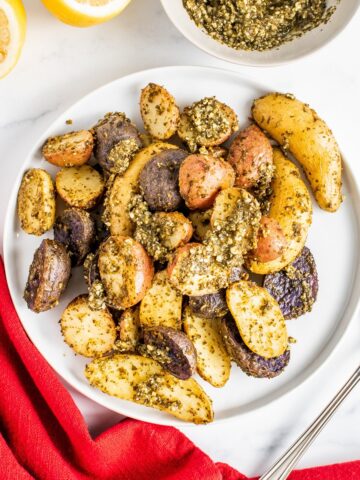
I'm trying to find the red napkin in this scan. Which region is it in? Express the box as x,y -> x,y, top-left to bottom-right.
0,258 -> 359,480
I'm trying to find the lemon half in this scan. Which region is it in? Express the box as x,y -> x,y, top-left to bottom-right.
0,0 -> 26,79
41,0 -> 132,27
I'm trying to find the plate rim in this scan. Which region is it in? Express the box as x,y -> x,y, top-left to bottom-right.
4,65 -> 360,427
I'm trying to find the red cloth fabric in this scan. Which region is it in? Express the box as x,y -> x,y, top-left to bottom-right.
0,258 -> 359,480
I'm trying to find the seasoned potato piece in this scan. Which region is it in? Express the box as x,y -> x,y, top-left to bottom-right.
105,142 -> 178,236
188,291 -> 228,319
56,165 -> 105,209
188,209 -> 212,241
183,306 -> 231,387
247,149 -> 312,274
85,354 -> 213,424
140,83 -> 180,140
179,154 -> 235,210
227,124 -> 273,189
253,216 -> 287,263
167,243 -> 228,296
17,169 -> 56,236
42,130 -> 94,167
154,212 -> 193,250
140,270 -> 182,329
115,308 -> 140,352
60,295 -> 116,357
98,236 -> 154,310
227,281 -> 288,358
252,93 -> 342,212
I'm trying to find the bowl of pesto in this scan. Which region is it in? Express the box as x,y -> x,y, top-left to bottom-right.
160,0 -> 359,66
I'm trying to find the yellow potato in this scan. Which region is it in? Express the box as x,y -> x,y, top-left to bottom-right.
42,130 -> 94,167
252,93 -> 342,212
247,149 -> 312,274
116,308 -> 140,353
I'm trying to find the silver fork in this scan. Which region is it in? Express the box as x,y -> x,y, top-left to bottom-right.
260,365 -> 360,480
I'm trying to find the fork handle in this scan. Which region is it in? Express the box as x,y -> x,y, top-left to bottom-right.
260,365 -> 360,480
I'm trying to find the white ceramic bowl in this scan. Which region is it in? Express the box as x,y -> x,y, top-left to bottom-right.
160,0 -> 359,67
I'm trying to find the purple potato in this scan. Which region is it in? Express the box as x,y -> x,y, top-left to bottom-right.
139,149 -> 188,211
188,290 -> 228,319
142,326 -> 197,379
24,239 -> 71,313
54,208 -> 96,266
220,316 -> 290,378
83,252 -> 100,287
263,246 -> 318,319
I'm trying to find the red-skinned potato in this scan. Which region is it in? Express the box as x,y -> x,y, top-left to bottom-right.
179,154 -> 235,210
228,124 -> 273,189
252,217 -> 287,263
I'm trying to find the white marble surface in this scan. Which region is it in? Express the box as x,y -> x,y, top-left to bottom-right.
1,0 -> 360,477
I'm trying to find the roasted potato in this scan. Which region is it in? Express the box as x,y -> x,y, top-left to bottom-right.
105,142 -> 178,236
227,124 -> 273,189
140,83 -> 180,140
183,306 -> 231,387
54,208 -> 96,266
140,270 -> 182,329
142,326 -> 197,379
226,281 -> 288,358
139,148 -> 187,211
252,93 -> 342,212
253,216 -> 287,263
17,169 -> 56,236
60,295 -> 116,357
42,130 -> 94,167
98,235 -> 154,310
154,212 -> 193,250
56,165 -> 105,209
115,308 -> 140,352
83,252 -> 107,311
247,148 -> 312,274
220,316 -> 290,379
24,239 -> 71,313
93,112 -> 142,173
188,209 -> 212,241
188,290 -> 228,319
179,154 -> 235,210
167,243 -> 228,296
85,354 -> 213,424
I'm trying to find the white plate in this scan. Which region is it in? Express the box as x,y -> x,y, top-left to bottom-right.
161,1 -> 360,67
4,66 -> 360,426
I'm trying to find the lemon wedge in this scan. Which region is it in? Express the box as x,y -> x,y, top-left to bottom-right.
41,0 -> 132,27
0,0 -> 26,79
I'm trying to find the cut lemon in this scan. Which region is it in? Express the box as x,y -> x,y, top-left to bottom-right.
41,0 -> 132,27
0,0 -> 26,79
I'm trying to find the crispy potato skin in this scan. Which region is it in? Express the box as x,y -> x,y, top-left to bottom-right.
17,169 -> 56,236
42,130 -> 94,167
252,93 -> 342,212
179,154 -> 235,210
247,148 -> 312,274
228,124 -> 273,189
253,216 -> 287,263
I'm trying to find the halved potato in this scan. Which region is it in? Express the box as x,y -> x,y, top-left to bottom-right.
139,270 -> 182,329
115,308 -> 140,352
188,209 -> 212,241
56,165 -> 105,209
98,235 -> 154,309
226,281 -> 288,358
105,142 -> 178,236
183,306 -> 231,387
247,148 -> 312,274
252,93 -> 342,212
42,130 -> 94,167
17,169 -> 56,236
154,211 -> 193,250
85,354 -> 213,424
60,295 -> 116,357
140,83 -> 180,140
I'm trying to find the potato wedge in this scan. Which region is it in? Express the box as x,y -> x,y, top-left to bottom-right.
226,281 -> 288,359
154,212 -> 193,250
188,209 -> 212,241
85,354 -> 213,424
105,142 -> 178,236
98,235 -> 154,310
252,93 -> 342,212
56,165 -> 105,209
115,308 -> 140,352
42,130 -> 94,167
183,306 -> 231,387
140,270 -> 182,329
247,149 -> 312,274
140,83 -> 180,140
17,169 -> 56,236
60,295 -> 116,357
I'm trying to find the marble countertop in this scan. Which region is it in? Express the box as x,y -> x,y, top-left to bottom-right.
1,0 -> 359,477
